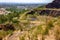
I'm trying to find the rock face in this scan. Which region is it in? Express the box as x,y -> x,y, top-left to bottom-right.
46,0 -> 60,8
27,0 -> 60,16
39,0 -> 60,16
39,10 -> 60,16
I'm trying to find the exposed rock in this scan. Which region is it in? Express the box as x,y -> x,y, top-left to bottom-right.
27,10 -> 35,15
27,9 -> 60,17
39,0 -> 60,16
46,0 -> 60,8
26,0 -> 60,16
39,10 -> 60,17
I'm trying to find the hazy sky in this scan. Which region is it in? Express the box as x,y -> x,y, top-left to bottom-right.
0,0 -> 53,3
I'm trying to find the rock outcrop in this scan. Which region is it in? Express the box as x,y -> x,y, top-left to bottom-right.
39,0 -> 60,16
46,0 -> 60,8
26,0 -> 60,17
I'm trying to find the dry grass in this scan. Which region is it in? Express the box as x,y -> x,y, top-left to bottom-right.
18,14 -> 60,40
1,10 -> 60,40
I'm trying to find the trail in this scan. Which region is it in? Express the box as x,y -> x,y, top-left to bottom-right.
35,8 -> 60,11
19,8 -> 60,20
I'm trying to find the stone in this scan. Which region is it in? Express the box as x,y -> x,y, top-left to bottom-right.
46,0 -> 60,8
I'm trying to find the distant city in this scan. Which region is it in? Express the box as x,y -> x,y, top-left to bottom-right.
0,3 -> 47,15
0,3 -> 47,9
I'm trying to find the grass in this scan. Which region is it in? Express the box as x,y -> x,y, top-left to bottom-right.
0,13 -> 60,40
0,7 -> 60,40
18,14 -> 60,40
0,30 -> 13,39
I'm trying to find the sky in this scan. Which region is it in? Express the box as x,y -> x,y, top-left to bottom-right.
0,0 -> 53,3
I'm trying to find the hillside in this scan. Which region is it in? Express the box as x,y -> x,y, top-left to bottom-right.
0,7 -> 59,40
46,0 -> 60,8
0,0 -> 60,40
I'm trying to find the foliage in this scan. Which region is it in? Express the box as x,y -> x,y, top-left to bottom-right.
0,7 -> 60,40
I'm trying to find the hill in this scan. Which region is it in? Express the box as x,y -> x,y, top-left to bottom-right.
46,0 -> 60,8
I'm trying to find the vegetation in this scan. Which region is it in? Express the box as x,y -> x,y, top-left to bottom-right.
0,7 -> 60,40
